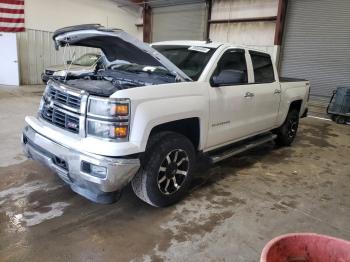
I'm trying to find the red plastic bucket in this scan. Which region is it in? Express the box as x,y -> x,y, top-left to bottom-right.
260,233 -> 350,262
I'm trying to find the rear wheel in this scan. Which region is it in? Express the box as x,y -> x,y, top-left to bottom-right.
335,116 -> 346,125
275,109 -> 300,146
131,132 -> 195,207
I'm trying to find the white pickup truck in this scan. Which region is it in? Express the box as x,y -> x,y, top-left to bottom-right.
22,25 -> 310,207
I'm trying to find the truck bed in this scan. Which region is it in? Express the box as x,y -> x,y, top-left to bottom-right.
280,77 -> 308,83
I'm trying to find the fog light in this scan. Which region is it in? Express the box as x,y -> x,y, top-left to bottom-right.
81,161 -> 107,178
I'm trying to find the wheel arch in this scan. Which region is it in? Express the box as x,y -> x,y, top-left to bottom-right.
289,99 -> 303,113
148,118 -> 201,151
277,98 -> 304,127
129,95 -> 208,153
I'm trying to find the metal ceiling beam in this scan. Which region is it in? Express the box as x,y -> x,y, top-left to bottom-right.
208,16 -> 277,24
116,0 -> 205,8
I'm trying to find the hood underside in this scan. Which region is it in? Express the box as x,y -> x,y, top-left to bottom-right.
53,24 -> 192,81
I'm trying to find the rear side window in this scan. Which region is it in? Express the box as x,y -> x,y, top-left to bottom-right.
249,51 -> 275,83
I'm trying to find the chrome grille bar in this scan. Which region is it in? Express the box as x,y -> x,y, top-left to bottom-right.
41,80 -> 88,136
41,106 -> 80,134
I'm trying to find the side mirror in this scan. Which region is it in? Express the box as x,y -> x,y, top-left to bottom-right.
211,69 -> 245,87
66,60 -> 72,65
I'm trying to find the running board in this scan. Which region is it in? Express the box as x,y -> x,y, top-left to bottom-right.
209,133 -> 277,164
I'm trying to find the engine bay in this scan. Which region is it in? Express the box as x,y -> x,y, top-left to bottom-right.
61,64 -> 178,96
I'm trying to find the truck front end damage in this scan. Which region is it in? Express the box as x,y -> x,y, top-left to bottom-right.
22,125 -> 139,204
22,80 -> 140,203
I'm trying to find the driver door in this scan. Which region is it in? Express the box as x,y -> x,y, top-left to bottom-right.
206,49 -> 255,149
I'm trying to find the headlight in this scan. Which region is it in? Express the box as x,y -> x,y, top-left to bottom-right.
88,96 -> 129,118
87,96 -> 130,140
39,84 -> 51,112
38,97 -> 45,111
87,120 -> 128,139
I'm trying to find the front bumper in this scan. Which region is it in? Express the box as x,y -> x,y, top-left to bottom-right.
22,125 -> 140,204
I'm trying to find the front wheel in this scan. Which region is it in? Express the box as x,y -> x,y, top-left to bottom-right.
131,132 -> 195,207
275,109 -> 300,146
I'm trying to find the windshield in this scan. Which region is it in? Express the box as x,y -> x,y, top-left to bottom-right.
72,53 -> 100,66
152,45 -> 216,81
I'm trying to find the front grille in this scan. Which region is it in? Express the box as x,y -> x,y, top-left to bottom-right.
41,105 -> 80,134
48,85 -> 81,109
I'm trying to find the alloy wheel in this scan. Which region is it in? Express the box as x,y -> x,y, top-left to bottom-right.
288,119 -> 298,138
157,149 -> 189,195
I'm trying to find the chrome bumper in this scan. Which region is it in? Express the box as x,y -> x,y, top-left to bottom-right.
22,125 -> 140,203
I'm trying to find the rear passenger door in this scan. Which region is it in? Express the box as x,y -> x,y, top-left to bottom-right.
247,51 -> 281,132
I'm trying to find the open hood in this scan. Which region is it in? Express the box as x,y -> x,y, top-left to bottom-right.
53,24 -> 192,81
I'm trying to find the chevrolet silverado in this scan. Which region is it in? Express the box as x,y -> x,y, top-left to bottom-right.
22,24 -> 310,207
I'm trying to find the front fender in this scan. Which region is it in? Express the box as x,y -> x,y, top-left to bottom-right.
129,96 -> 208,152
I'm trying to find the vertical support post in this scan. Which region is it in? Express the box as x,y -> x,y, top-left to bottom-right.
274,0 -> 287,45
274,0 -> 288,68
143,3 -> 152,43
206,0 -> 212,41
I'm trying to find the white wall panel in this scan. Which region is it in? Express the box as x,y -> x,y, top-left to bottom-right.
24,0 -> 138,36
209,21 -> 276,46
12,0 -> 140,85
209,0 -> 278,59
211,0 -> 278,20
17,29 -> 97,85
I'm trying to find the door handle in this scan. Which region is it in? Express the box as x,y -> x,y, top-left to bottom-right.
244,92 -> 255,98
274,89 -> 281,94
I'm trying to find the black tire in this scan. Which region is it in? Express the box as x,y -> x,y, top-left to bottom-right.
335,116 -> 346,125
275,109 -> 300,146
131,132 -> 195,207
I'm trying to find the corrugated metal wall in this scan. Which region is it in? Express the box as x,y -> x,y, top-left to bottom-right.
17,29 -> 97,85
279,0 -> 350,105
152,3 -> 207,42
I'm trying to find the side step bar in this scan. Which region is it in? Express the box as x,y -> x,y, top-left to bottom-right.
209,133 -> 277,164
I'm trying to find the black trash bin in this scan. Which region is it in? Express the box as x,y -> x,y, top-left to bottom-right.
327,87 -> 350,124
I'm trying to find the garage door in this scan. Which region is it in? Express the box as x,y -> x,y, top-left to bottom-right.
279,0 -> 350,106
152,3 -> 207,42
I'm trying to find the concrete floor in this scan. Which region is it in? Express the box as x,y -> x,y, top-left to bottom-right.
0,86 -> 350,262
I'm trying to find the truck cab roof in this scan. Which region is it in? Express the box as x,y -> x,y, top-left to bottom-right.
151,40 -> 224,49
152,40 -> 271,56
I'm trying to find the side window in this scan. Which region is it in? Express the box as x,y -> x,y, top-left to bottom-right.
211,49 -> 248,86
249,51 -> 275,83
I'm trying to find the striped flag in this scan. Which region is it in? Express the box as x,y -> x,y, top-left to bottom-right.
0,0 -> 24,32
